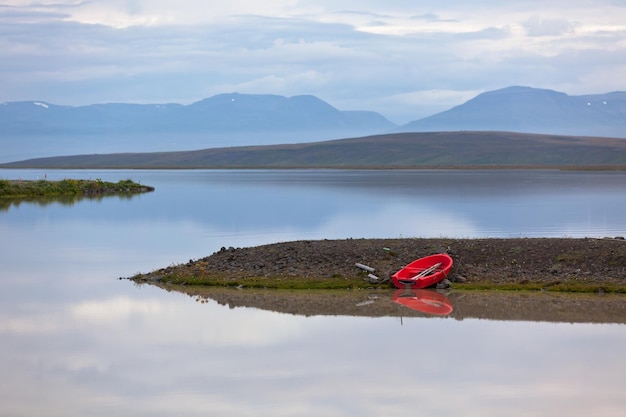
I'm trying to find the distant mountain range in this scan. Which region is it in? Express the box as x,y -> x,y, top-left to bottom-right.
397,86 -> 626,138
0,93 -> 394,135
1,86 -> 625,164
0,93 -> 395,162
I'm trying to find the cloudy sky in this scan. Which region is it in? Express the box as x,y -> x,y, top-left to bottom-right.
1,0 -> 625,123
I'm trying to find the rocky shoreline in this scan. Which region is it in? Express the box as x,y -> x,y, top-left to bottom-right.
131,237 -> 626,292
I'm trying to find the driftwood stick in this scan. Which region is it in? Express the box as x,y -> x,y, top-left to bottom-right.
355,263 -> 376,273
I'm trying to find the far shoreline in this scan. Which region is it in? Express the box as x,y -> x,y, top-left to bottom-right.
2,164 -> 626,171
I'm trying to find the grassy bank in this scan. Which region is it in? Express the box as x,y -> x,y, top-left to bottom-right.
0,178 -> 154,198
133,272 -> 626,293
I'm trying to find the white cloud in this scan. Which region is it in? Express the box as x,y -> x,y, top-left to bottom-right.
315,202 -> 478,239
61,0 -> 302,27
523,15 -> 575,37
1,294 -> 306,347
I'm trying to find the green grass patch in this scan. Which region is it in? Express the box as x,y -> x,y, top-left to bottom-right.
0,178 -> 154,198
133,272 -> 626,293
146,273 -> 372,290
453,282 -> 626,294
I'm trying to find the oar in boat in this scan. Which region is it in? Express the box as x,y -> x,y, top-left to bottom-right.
411,262 -> 442,279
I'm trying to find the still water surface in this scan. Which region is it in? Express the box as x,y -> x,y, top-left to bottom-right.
1,169 -> 625,416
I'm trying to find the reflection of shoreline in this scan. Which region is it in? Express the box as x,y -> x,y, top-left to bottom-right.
0,193 -> 143,211
149,283 -> 626,324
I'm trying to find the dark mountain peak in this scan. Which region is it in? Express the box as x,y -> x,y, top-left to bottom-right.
287,94 -> 339,112
188,92 -> 340,114
398,86 -> 626,138
468,86 -> 569,106
600,91 -> 626,98
191,92 -> 286,106
482,85 -> 562,95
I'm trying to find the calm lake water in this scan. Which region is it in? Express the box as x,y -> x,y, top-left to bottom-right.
1,168 -> 625,417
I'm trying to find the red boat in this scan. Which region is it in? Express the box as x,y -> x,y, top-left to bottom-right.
391,253 -> 453,289
392,289 -> 454,316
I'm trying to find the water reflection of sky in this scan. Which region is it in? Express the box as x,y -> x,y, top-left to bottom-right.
1,289 -> 625,417
1,169 -> 626,416
3,169 -> 626,245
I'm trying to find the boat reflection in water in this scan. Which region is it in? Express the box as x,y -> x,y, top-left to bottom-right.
392,289 -> 454,316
